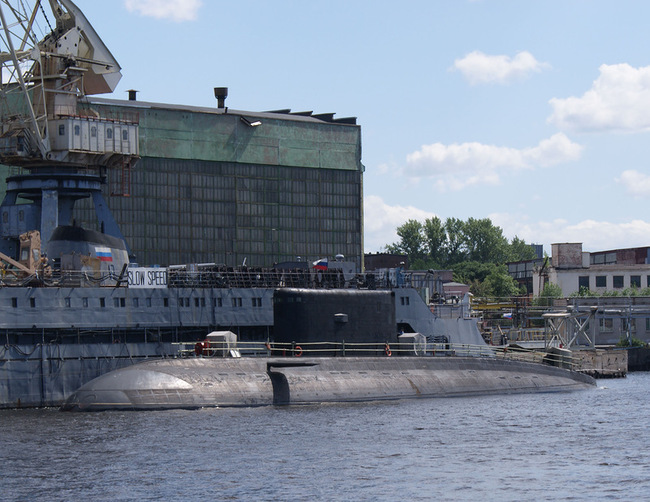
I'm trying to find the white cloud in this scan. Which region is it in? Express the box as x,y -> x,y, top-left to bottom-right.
124,0 -> 202,22
549,63 -> 650,132
617,170 -> 650,196
402,133 -> 582,191
363,195 -> 436,252
452,50 -> 550,85
490,212 -> 650,253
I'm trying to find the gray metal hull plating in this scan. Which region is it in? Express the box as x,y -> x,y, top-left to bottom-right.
62,356 -> 596,411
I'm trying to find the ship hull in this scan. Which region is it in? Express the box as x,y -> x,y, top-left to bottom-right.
62,356 -> 596,411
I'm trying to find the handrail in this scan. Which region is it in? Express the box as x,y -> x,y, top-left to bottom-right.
173,340 -> 581,370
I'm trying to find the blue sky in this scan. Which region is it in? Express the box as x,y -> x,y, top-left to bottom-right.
58,1 -> 650,254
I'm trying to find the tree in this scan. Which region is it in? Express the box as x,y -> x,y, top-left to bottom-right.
384,219 -> 425,260
422,216 -> 446,266
483,268 -> 520,298
508,236 -> 538,262
444,217 -> 467,265
463,217 -> 509,263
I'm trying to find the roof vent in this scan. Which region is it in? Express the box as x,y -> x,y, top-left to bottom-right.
214,87 -> 228,109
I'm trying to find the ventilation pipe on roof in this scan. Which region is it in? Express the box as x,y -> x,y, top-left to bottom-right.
214,87 -> 228,109
127,89 -> 138,101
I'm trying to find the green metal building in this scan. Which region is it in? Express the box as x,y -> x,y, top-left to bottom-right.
1,93 -> 364,269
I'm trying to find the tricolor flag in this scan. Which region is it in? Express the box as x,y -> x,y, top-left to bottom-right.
95,246 -> 113,262
313,258 -> 328,270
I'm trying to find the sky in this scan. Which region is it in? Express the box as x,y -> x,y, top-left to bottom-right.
31,0 -> 650,255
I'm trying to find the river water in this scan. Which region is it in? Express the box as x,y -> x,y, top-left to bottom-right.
2,373 -> 649,501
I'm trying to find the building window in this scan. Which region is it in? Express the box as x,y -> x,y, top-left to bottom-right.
122,129 -> 129,141
400,296 -> 410,306
11,297 -> 17,308
74,125 -> 80,136
613,276 -> 624,289
133,298 -> 139,308
91,126 -> 97,137
599,318 -> 613,332
106,128 -> 113,139
214,298 -> 222,307
232,297 -> 242,307
164,297 -> 169,307
631,275 -> 641,288
596,276 -> 606,288
195,298 -> 200,307
146,297 -> 152,308
100,298 -> 105,308
82,297 -> 88,308
623,318 -> 636,333
65,297 -> 71,308
58,124 -> 65,136
30,298 -> 36,308
578,276 -> 590,290
252,297 -> 262,307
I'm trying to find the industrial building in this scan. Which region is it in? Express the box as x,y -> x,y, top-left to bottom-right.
0,89 -> 364,269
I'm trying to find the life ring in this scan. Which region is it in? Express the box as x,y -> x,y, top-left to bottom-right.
385,343 -> 392,357
194,341 -> 208,356
294,345 -> 303,357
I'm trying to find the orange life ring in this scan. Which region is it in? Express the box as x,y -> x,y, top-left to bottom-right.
385,343 -> 392,357
294,345 -> 303,357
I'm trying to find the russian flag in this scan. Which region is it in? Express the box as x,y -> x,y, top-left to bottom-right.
95,246 -> 113,262
313,258 -> 328,270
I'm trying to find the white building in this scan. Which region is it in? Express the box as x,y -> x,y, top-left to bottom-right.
533,243 -> 650,297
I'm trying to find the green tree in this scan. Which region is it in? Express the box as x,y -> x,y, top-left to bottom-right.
483,268 -> 520,298
508,236 -> 538,262
463,217 -> 509,263
444,217 -> 467,265
384,219 -> 425,260
422,216 -> 447,266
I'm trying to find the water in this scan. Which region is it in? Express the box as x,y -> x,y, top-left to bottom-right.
2,373 -> 649,501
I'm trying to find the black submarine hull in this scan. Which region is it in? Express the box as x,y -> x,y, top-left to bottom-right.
61,356 -> 596,411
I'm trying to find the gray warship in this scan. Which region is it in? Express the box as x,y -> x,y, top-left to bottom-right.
0,1 -> 594,410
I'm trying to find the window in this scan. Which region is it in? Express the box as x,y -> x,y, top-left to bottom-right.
252,297 -> 262,307
631,275 -> 641,288
613,276 -> 624,288
58,124 -> 65,136
214,298 -> 223,307
122,129 -> 129,141
133,298 -> 139,308
11,297 -> 17,308
623,318 -> 636,333
100,298 -> 105,308
578,276 -> 590,290
195,298 -> 200,307
599,318 -> 613,332
596,276 -> 606,288
91,126 -> 97,138
232,298 -> 242,307
163,297 -> 169,307
106,128 -> 113,139
82,297 -> 88,308
146,298 -> 152,308
30,298 -> 35,308
400,296 -> 410,306
74,125 -> 80,136
65,297 -> 71,308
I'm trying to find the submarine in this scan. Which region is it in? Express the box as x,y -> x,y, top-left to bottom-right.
62,289 -> 596,411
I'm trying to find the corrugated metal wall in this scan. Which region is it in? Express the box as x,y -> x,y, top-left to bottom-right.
76,158 -> 362,268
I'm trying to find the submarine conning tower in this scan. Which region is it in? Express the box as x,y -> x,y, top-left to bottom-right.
273,288 -> 398,356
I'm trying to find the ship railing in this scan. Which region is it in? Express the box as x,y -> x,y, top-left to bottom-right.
174,340 -> 578,369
